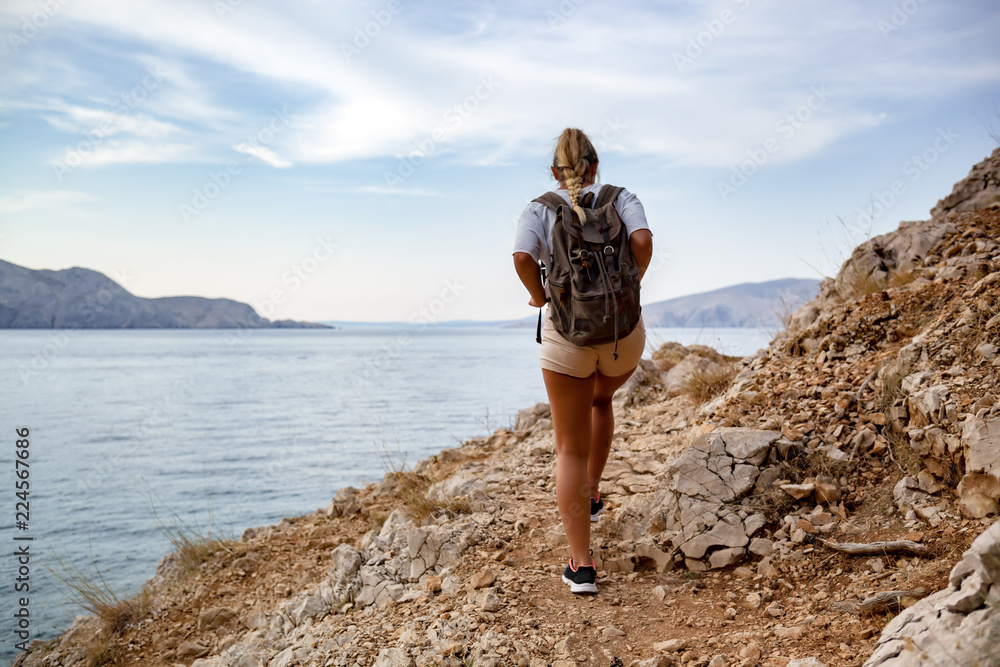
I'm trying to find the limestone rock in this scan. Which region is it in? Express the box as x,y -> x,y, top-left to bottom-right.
708,547 -> 745,569
864,521 -> 1000,666
814,480 -> 840,504
175,641 -> 210,661
469,568 -> 496,589
197,606 -> 238,632
830,216 -> 956,300
374,648 -> 416,667
931,146 -> 1000,217
893,476 -> 933,512
614,358 -> 660,408
958,493 -> 999,519
515,402 -> 550,431
651,638 -> 687,652
328,543 -> 362,604
748,538 -> 774,557
659,429 -> 782,569
963,418 -> 1000,478
780,483 -> 815,500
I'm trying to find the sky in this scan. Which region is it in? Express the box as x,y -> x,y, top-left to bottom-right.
0,0 -> 998,323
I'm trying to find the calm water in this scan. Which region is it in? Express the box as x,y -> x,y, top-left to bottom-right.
0,324 -> 773,652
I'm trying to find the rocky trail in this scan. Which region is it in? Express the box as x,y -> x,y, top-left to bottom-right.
15,148 -> 1000,667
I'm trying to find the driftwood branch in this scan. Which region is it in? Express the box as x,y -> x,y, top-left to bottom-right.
832,589 -> 927,616
855,368 -> 879,402
820,539 -> 931,557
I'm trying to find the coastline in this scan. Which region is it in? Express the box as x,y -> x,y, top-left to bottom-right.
12,148 -> 1000,665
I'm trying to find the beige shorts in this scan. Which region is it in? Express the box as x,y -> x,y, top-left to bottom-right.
540,307 -> 646,378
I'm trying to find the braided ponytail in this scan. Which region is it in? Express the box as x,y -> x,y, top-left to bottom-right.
552,128 -> 598,224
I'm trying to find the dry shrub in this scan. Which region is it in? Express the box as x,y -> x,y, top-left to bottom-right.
842,265 -> 888,300
377,445 -> 471,522
888,269 -> 917,288
141,483 -> 234,575
884,425 -> 922,476
681,364 -> 737,403
83,631 -> 119,667
45,551 -> 153,637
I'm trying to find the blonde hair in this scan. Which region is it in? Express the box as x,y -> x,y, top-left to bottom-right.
552,128 -> 598,223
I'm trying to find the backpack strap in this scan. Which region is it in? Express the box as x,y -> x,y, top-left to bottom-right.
594,184 -> 624,209
532,192 -> 568,211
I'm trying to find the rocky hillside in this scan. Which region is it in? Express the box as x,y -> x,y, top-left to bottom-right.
0,259 -> 327,328
13,149 -> 1000,667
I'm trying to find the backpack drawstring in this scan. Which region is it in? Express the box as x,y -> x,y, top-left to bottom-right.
595,249 -> 620,360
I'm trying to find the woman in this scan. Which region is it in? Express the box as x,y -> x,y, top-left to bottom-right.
512,128 -> 653,594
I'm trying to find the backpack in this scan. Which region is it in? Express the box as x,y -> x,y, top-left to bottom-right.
533,184 -> 642,359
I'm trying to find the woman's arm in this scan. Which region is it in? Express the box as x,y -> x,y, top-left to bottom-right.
513,252 -> 547,307
629,229 -> 653,281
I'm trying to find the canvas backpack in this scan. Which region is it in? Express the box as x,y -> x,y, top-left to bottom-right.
533,184 -> 642,359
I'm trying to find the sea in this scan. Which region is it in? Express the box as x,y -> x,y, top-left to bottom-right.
0,324 -> 774,653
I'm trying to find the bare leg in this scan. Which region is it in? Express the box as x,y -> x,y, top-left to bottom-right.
588,368 -> 637,499
542,368 -> 596,567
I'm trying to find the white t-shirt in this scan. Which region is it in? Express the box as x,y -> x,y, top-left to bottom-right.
512,182 -> 651,266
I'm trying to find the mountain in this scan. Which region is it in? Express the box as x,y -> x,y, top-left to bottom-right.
640,277 -> 820,328
0,259 -> 328,329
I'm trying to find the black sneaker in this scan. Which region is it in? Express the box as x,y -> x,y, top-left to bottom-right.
562,556 -> 598,594
590,494 -> 605,522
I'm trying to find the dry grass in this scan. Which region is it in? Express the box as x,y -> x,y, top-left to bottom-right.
82,631 -> 118,667
841,266 -> 888,301
377,443 -> 472,523
884,424 -> 922,476
888,269 -> 917,289
841,265 -> 920,302
44,485 -> 241,663
798,449 -> 853,483
45,549 -> 153,637
753,483 -> 797,524
140,481 -> 235,575
681,364 -> 737,404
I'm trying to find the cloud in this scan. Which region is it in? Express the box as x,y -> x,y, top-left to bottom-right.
0,190 -> 96,213
2,0 -> 998,170
41,105 -> 181,139
48,140 -> 198,167
234,143 -> 292,168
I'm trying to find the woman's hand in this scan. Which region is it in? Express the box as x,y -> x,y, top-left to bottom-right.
513,252 -> 548,308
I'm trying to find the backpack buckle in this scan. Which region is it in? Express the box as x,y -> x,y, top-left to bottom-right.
603,246 -> 614,255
